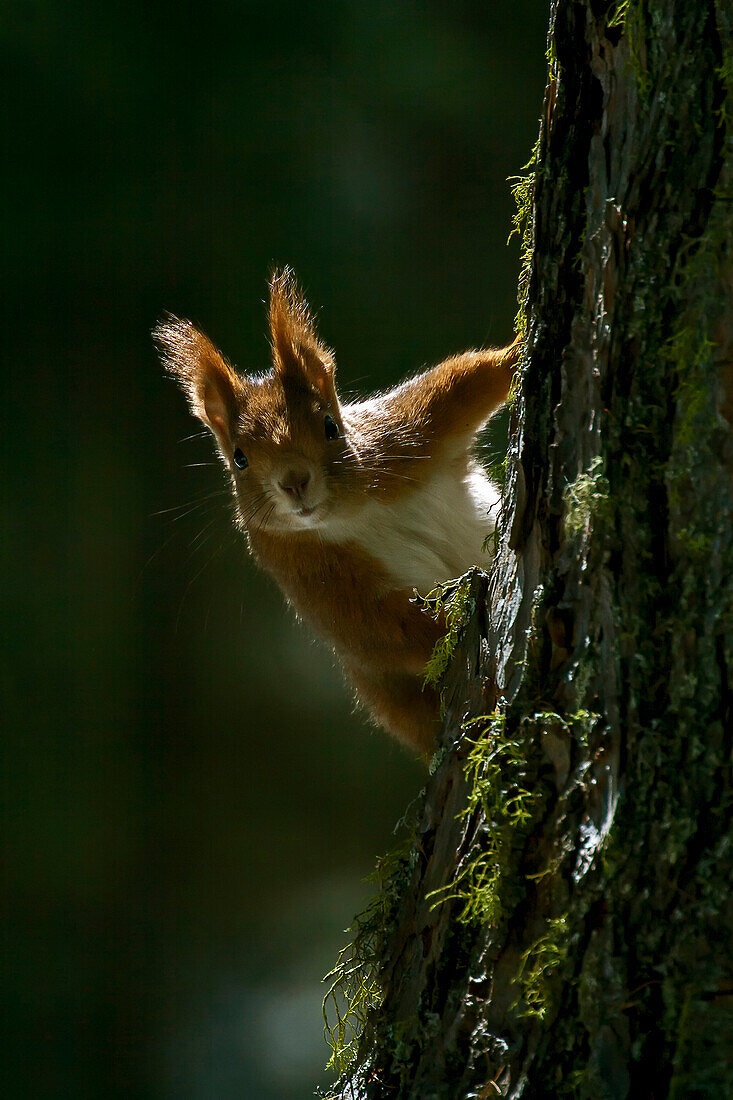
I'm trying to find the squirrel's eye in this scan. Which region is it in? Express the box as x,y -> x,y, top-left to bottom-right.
233,448 -> 248,469
324,414 -> 339,441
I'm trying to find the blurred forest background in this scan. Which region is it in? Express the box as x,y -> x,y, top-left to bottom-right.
2,2 -> 547,1096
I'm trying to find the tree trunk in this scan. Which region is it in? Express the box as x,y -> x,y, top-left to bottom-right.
324,1 -> 732,1096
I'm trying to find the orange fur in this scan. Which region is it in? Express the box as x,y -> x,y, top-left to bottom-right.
155,269 -> 518,758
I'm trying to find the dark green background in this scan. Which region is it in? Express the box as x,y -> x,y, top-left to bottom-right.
3,2 -> 547,1096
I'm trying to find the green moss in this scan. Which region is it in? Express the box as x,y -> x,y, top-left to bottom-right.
427,712 -> 545,927
422,577 -> 474,692
507,138 -> 539,339
607,0 -> 631,28
605,0 -> 650,96
546,36 -> 558,72
515,916 -> 570,1019
627,5 -> 649,89
568,708 -> 599,748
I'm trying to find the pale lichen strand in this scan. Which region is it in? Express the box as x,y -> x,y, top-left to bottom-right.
562,456 -> 611,540
321,841 -> 415,1078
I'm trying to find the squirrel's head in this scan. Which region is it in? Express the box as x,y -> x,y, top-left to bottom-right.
155,269 -> 362,534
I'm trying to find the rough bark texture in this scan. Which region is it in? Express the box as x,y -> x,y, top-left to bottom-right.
325,1 -> 732,1097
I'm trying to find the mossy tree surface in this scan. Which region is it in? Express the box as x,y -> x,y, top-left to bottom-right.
325,0 -> 732,1096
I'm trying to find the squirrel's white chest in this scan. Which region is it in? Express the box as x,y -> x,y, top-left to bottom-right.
321,464 -> 499,594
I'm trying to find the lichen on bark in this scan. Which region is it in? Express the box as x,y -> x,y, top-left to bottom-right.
322,1 -> 732,1096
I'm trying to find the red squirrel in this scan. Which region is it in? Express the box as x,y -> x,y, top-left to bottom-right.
155,270 -> 519,755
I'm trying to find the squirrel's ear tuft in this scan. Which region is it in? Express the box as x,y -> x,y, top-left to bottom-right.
154,316 -> 243,444
268,267 -> 336,399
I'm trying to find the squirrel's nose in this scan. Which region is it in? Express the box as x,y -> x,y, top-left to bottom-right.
279,470 -> 311,501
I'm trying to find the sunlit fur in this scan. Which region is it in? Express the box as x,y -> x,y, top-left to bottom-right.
155,268 -> 519,756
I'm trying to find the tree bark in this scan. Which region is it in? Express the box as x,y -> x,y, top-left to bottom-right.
325,1 -> 732,1096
